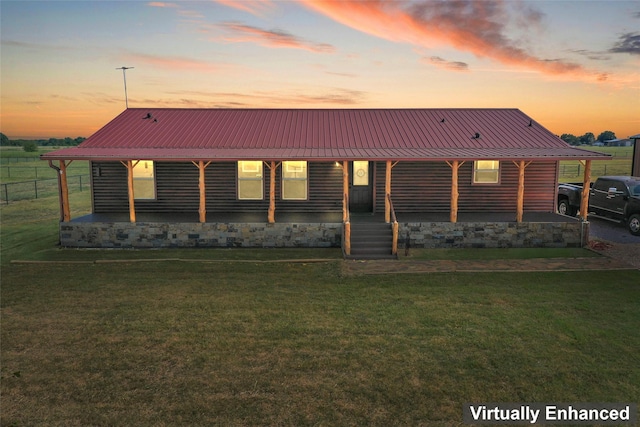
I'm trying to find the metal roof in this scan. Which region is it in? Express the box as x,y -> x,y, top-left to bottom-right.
42,108 -> 610,161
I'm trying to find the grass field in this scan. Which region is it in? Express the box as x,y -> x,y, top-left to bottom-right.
2,192 -> 639,425
558,146 -> 633,182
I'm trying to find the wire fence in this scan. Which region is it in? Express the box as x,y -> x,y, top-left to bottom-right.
1,175 -> 89,204
559,163 -> 631,179
1,165 -> 89,181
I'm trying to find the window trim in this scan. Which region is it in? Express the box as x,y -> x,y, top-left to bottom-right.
237,161 -> 264,200
472,160 -> 501,185
281,160 -> 308,200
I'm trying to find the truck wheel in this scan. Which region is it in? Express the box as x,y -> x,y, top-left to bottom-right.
628,214 -> 640,236
558,199 -> 576,217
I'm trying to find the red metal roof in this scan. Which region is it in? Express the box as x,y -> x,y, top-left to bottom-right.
42,108 -> 610,161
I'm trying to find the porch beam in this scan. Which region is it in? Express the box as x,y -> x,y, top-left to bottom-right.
580,160 -> 591,221
121,160 -> 138,223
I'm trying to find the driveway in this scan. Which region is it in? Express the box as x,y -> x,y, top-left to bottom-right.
588,216 -> 640,270
588,216 -> 640,244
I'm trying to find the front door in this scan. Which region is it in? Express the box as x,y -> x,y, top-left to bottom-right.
349,161 -> 373,212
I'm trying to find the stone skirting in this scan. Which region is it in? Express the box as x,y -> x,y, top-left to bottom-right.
60,222 -> 343,248
59,219 -> 585,249
399,220 -> 586,249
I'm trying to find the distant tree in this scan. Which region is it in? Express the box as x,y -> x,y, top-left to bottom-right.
597,130 -> 616,142
22,141 -> 38,152
560,133 -> 580,146
579,132 -> 595,145
0,132 -> 9,146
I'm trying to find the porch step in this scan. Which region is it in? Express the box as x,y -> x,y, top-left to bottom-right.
347,222 -> 397,260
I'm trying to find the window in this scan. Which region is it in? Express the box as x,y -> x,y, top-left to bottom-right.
353,161 -> 369,186
238,161 -> 263,200
282,161 -> 307,200
473,160 -> 500,184
133,160 -> 155,199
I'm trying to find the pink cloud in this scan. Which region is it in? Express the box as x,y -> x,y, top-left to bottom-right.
147,2 -> 179,8
219,22 -> 335,53
122,52 -> 229,73
215,0 -> 275,16
301,0 -> 606,81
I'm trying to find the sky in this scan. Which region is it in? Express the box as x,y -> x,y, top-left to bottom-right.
1,0 -> 639,140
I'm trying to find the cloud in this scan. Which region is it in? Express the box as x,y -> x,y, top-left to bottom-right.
122,52 -> 230,73
147,2 -> 179,8
609,32 -> 640,55
218,22 -> 335,53
159,87 -> 367,107
427,56 -> 469,72
301,0 -> 605,81
215,0 -> 275,16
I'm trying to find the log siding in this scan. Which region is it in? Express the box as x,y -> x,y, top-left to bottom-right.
91,161 -> 343,214
374,161 -> 557,214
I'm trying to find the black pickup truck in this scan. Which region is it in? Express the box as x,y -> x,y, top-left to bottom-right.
557,176 -> 640,236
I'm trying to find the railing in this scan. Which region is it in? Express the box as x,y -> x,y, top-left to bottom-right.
343,193 -> 351,256
0,175 -> 89,204
387,194 -> 399,255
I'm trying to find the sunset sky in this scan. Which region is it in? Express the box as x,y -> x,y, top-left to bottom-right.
1,0 -> 639,140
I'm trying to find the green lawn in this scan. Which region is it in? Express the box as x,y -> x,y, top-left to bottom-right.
2,195 -> 639,426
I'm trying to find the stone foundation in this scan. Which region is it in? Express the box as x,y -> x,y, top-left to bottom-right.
399,220 -> 586,249
60,222 -> 343,248
59,219 -> 585,249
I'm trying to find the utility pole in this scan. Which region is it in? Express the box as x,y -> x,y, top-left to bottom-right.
116,66 -> 134,108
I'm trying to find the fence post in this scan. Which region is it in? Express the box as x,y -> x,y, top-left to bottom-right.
79,175 -> 83,192
34,180 -> 38,199
3,183 -> 7,205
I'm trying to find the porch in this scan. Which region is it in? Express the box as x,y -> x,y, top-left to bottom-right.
60,211 -> 586,250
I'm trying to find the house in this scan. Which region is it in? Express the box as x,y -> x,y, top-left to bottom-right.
41,108 -> 609,258
604,138 -> 634,147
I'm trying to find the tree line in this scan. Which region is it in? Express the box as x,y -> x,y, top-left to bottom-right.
0,133 -> 86,152
560,130 -> 616,146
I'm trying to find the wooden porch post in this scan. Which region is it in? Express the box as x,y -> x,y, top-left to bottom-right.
385,160 -> 392,223
580,160 -> 592,221
446,161 -> 464,223
343,161 -> 349,222
513,160 -> 531,223
59,160 -> 71,222
267,161 -> 277,223
192,161 -> 211,223
121,160 -> 138,223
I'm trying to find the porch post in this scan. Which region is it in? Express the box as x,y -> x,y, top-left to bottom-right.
446,161 -> 463,223
516,160 -> 525,223
122,160 -> 137,223
343,161 -> 349,222
385,160 -> 392,223
59,160 -> 71,222
193,161 -> 211,223
268,161 -> 276,223
580,160 -> 591,221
